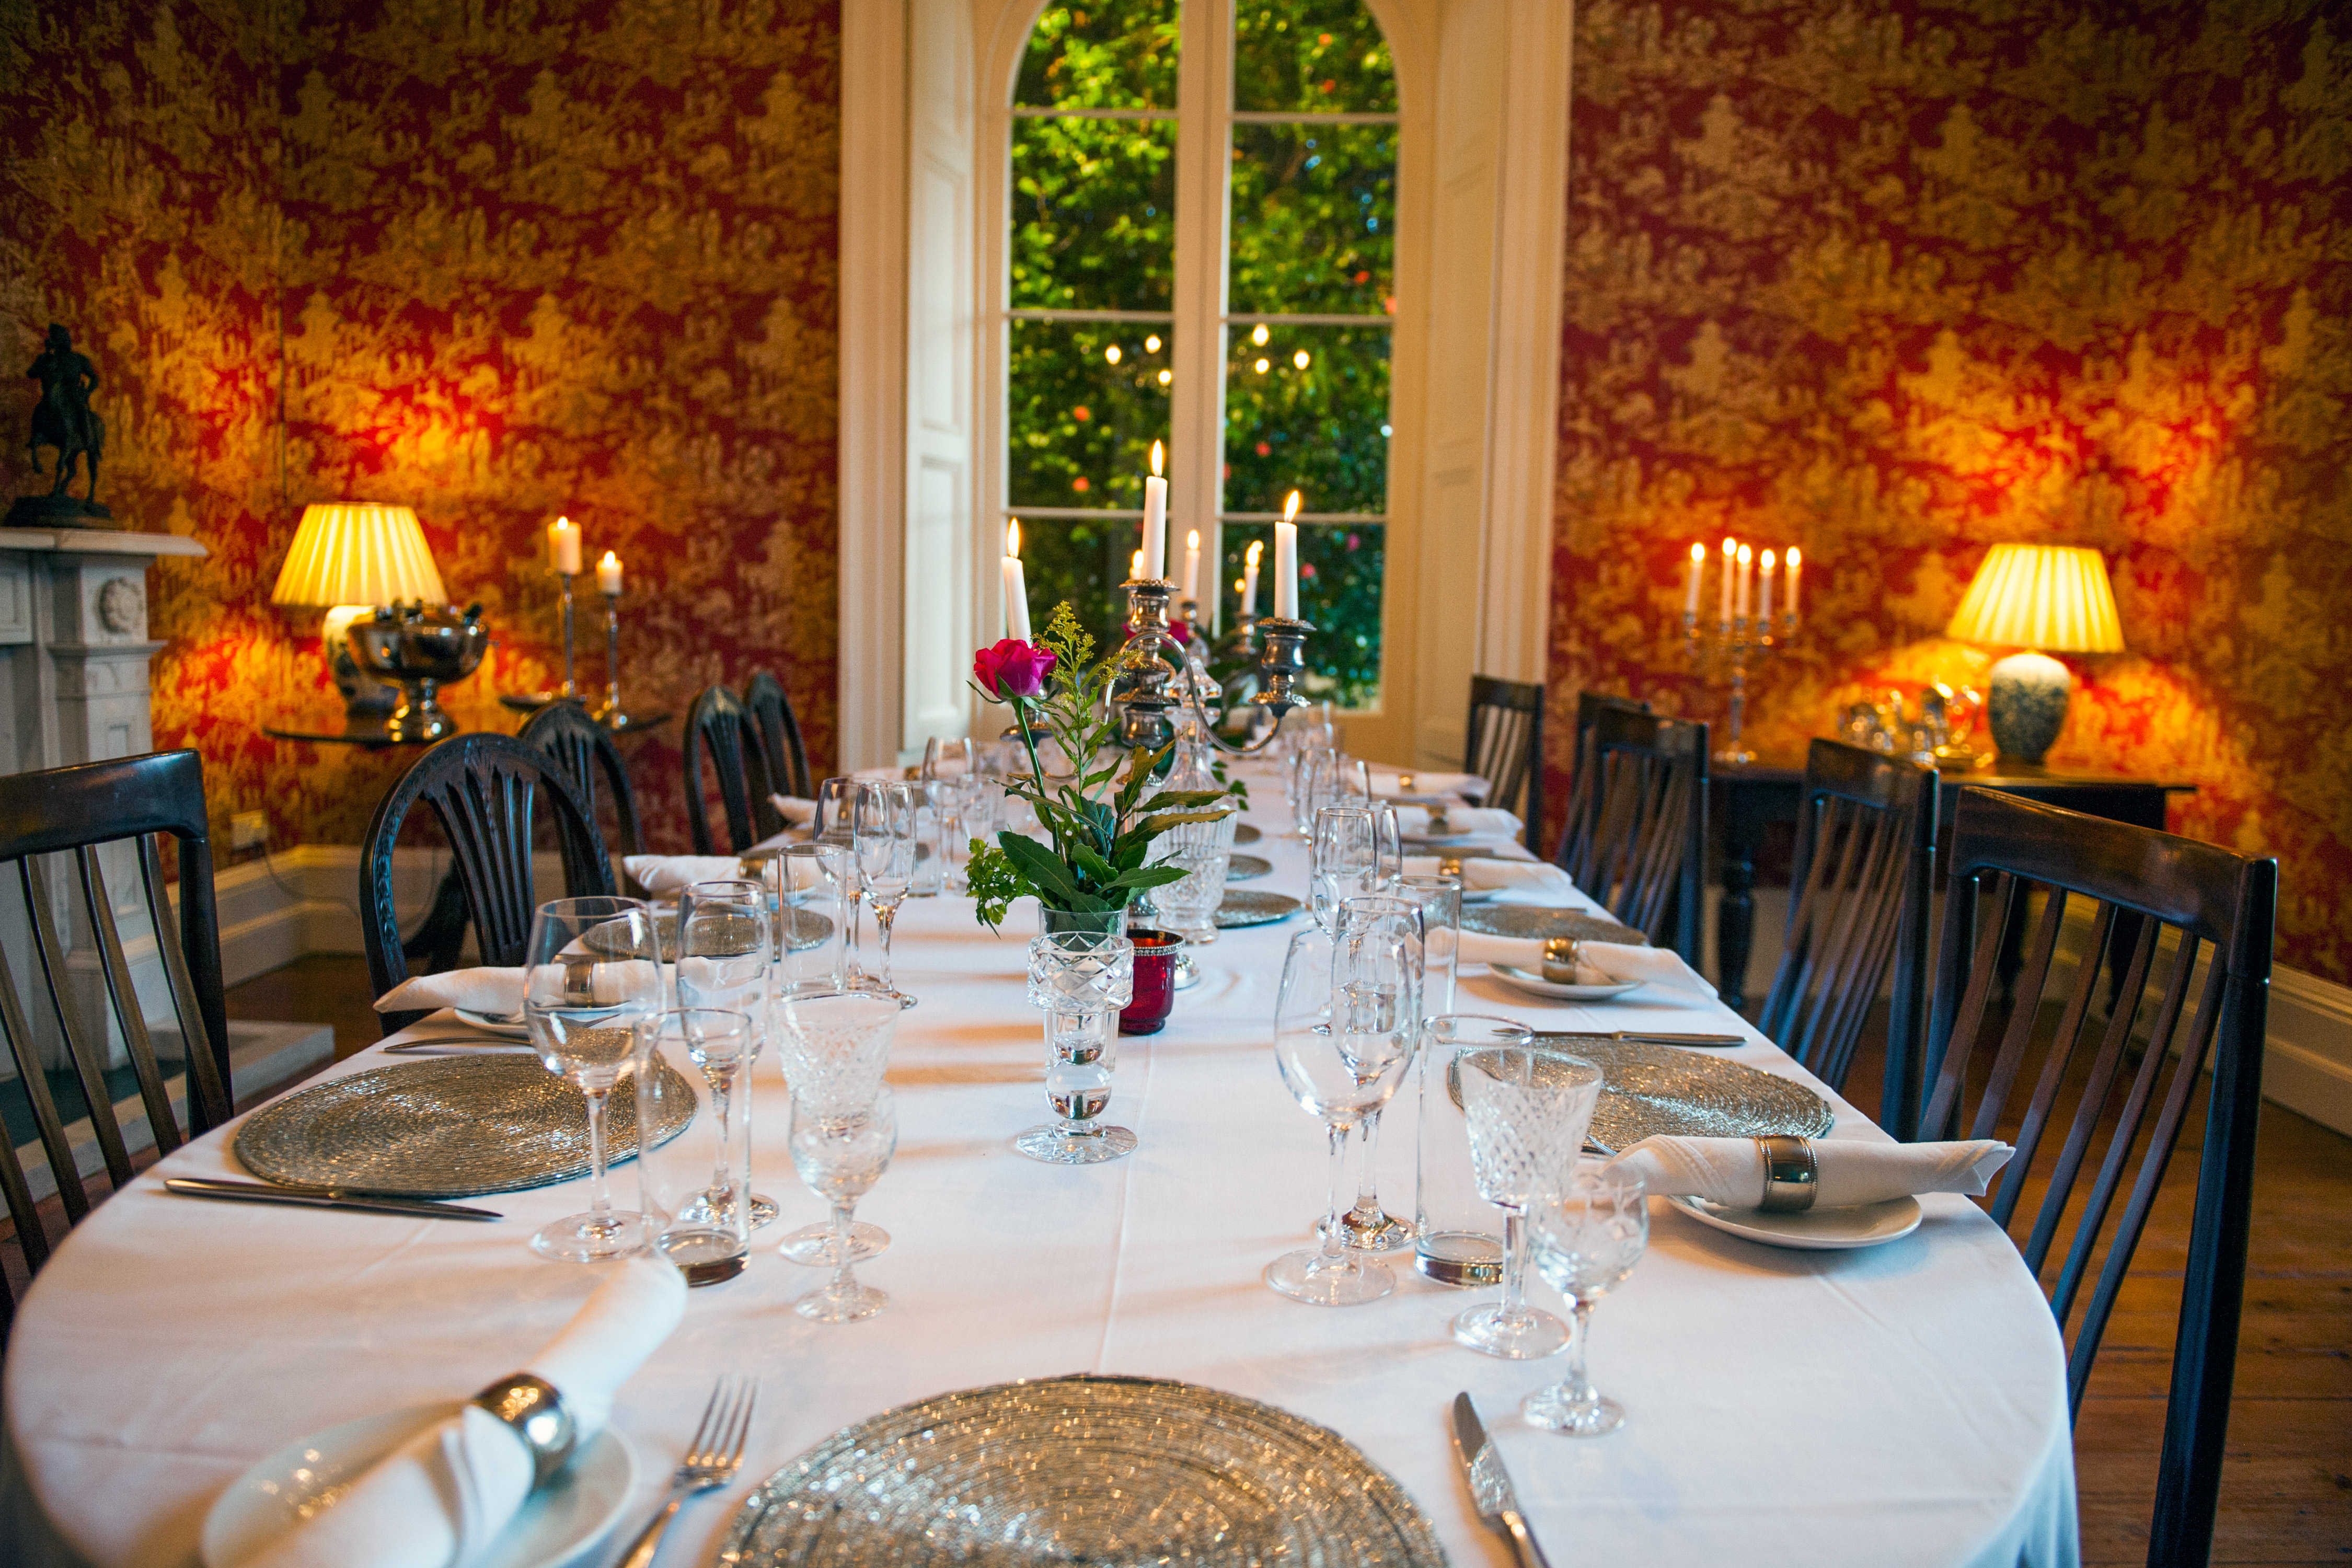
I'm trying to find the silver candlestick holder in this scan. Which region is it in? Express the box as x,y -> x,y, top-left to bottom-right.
1112,577 -> 1309,758
1684,603 -> 1799,765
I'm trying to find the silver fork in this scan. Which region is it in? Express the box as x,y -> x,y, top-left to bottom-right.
615,1376 -> 757,1568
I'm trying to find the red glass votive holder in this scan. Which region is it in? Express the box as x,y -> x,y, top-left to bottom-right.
1119,928 -> 1185,1035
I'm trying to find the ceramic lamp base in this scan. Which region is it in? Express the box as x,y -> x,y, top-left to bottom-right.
1986,650 -> 2071,766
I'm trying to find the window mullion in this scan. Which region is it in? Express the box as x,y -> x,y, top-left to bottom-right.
1167,0 -> 1234,634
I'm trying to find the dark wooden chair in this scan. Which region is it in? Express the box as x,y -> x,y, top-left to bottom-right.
1554,689 -> 1651,884
0,751 -> 234,1338
1922,788 -> 2275,1568
362,733 -> 615,1034
1464,675 -> 1544,852
1754,740 -> 1936,1135
1564,707 -> 1708,962
683,684 -> 780,855
745,670 -> 814,802
520,698 -> 644,890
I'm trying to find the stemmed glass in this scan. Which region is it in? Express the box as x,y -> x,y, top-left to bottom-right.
1451,1044 -> 1605,1358
1309,804 -> 1382,932
773,988 -> 898,1263
1323,895 -> 1423,1253
522,896 -> 665,1263
854,780 -> 919,1007
1018,932 -> 1136,1165
1266,923 -> 1417,1305
675,881 -> 778,1228
1525,1162 -> 1651,1435
788,1082 -> 897,1323
923,735 -> 977,781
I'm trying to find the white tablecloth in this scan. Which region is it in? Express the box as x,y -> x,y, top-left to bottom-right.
2,778 -> 2077,1567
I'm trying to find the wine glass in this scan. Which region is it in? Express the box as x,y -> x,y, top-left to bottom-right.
854,780 -> 918,1007
773,988 -> 898,1264
1319,895 -> 1423,1254
923,735 -> 977,781
1525,1162 -> 1651,1435
1309,804 -> 1381,932
675,881 -> 778,1229
1450,1044 -> 1604,1358
812,776 -> 867,978
1265,924 -> 1417,1306
1019,933 -> 1137,1164
522,896 -> 664,1263
788,1082 -> 898,1323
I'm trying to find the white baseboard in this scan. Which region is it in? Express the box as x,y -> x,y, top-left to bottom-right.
2264,966 -> 2352,1137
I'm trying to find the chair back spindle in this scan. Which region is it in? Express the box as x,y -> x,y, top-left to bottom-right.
1565,707 -> 1708,962
1921,788 -> 2274,1568
520,698 -> 645,887
683,684 -> 778,855
744,670 -> 814,802
1555,690 -> 1651,886
0,751 -> 234,1336
1755,740 -> 1936,1134
1463,676 -> 1544,853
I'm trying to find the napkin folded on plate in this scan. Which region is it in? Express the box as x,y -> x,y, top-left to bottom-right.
373,967 -> 524,1018
1368,768 -> 1488,800
769,794 -> 818,827
246,1256 -> 687,1568
624,855 -> 758,897
1612,1135 -> 2014,1210
1393,804 -> 1523,839
1458,937 -> 1718,999
1402,857 -> 1575,901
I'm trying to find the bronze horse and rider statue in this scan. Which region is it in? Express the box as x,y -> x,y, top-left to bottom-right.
11,322 -> 114,525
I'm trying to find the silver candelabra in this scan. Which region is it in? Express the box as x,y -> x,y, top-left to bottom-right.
1684,602 -> 1799,766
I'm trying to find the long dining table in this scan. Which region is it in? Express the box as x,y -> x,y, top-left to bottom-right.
2,767 -> 2079,1567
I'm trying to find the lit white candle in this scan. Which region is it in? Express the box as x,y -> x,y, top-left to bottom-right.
1182,529 -> 1201,605
548,516 -> 582,575
1685,543 -> 1704,617
1785,546 -> 1802,621
1758,549 -> 1775,625
1242,539 -> 1263,619
1736,543 -> 1754,619
1141,441 -> 1168,580
1274,491 -> 1301,619
1002,521 -> 1032,641
596,550 -> 622,596
1719,537 -> 1736,626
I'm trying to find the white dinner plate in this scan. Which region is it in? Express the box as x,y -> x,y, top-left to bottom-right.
456,1007 -> 530,1039
202,1401 -> 637,1568
1483,962 -> 1643,1002
1457,889 -> 1502,906
1668,1193 -> 1923,1250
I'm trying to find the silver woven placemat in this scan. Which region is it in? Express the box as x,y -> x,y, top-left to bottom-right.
1214,890 -> 1301,928
1459,904 -> 1646,945
721,1374 -> 1446,1566
1225,852 -> 1274,882
235,1055 -> 696,1198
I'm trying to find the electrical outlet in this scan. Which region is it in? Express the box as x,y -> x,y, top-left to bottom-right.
230,811 -> 268,851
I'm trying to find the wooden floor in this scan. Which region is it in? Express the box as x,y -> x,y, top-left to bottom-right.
7,955 -> 2350,1560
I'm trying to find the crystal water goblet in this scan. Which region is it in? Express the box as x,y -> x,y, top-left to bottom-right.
1265,923 -> 1417,1305
675,883 -> 777,1229
1525,1162 -> 1651,1435
1451,1044 -> 1605,1358
523,896 -> 663,1263
1018,932 -> 1136,1165
773,988 -> 899,1263
788,1082 -> 897,1322
1310,804 -> 1381,932
854,780 -> 919,1006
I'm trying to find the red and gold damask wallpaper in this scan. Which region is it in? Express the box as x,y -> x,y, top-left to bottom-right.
1548,0 -> 2352,983
4,0 -> 840,851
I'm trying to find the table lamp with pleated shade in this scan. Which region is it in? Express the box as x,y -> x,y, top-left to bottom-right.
1945,543 -> 2125,765
271,503 -> 450,732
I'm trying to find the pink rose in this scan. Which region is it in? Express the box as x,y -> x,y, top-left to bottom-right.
973,638 -> 1057,700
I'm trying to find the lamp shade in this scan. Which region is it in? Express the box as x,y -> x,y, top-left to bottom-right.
270,503 -> 447,608
1945,543 -> 2124,653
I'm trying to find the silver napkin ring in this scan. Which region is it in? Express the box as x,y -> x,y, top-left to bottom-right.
469,1373 -> 577,1489
1755,1135 -> 1818,1213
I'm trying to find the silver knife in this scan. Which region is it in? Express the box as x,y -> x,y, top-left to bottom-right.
1450,1392 -> 1552,1568
1535,1030 -> 1745,1048
164,1177 -> 503,1221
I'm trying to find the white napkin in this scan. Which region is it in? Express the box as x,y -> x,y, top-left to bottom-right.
624,855 -> 756,897
1394,804 -> 1523,839
1402,857 -> 1576,902
527,958 -> 663,1009
1368,768 -> 1488,800
769,794 -> 818,827
373,967 -> 525,1017
1460,936 -> 1717,998
246,1256 -> 687,1568
1613,1135 -> 2014,1210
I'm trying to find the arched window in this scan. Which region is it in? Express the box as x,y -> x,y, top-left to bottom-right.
1006,2 -> 1398,708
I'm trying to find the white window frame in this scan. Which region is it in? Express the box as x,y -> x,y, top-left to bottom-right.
839,0 -> 1572,769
